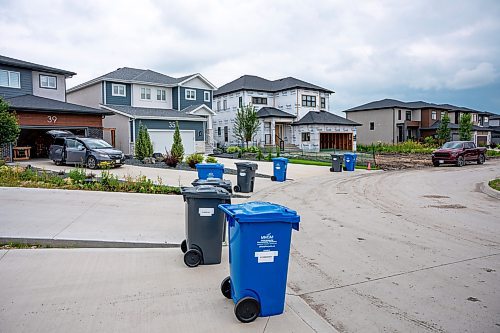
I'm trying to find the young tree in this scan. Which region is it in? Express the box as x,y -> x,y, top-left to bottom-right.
459,113 -> 472,141
135,122 -> 153,160
170,121 -> 184,162
233,104 -> 259,147
0,97 -> 21,146
436,113 -> 451,144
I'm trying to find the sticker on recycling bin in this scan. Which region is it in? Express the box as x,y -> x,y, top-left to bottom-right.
240,172 -> 246,176
255,251 -> 278,263
199,208 -> 214,216
276,166 -> 281,169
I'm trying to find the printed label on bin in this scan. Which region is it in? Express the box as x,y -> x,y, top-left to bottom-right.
198,208 -> 214,216
257,233 -> 277,249
275,166 -> 281,169
239,172 -> 246,176
255,251 -> 278,263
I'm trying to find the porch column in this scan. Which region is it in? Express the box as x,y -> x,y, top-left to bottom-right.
260,120 -> 265,146
271,118 -> 276,145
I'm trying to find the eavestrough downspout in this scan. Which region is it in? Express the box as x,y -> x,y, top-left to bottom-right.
393,108 -> 395,144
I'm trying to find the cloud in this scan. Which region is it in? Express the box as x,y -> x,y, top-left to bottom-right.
0,0 -> 499,113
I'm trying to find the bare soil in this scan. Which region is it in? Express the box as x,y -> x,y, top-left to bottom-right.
375,153 -> 433,170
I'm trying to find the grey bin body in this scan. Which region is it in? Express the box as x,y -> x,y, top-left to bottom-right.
330,154 -> 343,172
192,178 -> 233,194
234,162 -> 258,193
181,185 -> 231,266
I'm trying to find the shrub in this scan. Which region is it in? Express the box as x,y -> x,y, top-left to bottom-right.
205,156 -> 218,163
100,170 -> 120,190
185,153 -> 204,168
489,142 -> 497,149
68,168 -> 86,184
171,121 -> 184,162
266,148 -> 272,161
164,150 -> 179,167
135,122 -> 154,160
226,146 -> 240,154
256,148 -> 264,161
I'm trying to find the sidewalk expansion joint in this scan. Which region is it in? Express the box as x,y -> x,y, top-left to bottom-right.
298,252 -> 500,297
51,195 -> 102,239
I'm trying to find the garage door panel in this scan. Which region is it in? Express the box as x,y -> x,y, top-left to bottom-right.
148,130 -> 196,155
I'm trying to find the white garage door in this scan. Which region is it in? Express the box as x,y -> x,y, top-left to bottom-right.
148,129 -> 196,155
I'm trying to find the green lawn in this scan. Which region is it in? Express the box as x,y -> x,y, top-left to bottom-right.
489,178 -> 500,191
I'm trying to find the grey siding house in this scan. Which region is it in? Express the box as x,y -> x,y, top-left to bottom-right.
67,68 -> 217,155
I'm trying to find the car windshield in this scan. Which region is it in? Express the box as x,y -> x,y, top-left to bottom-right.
442,142 -> 463,149
82,138 -> 112,149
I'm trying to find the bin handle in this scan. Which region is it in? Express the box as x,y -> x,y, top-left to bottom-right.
292,222 -> 299,231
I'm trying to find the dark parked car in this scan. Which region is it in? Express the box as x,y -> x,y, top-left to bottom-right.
49,134 -> 125,169
431,141 -> 486,167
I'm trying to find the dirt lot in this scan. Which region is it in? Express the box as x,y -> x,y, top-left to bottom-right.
375,153 -> 433,170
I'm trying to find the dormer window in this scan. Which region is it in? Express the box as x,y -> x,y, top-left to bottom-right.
0,70 -> 20,88
112,84 -> 126,97
40,75 -> 57,89
185,89 -> 196,100
204,91 -> 211,102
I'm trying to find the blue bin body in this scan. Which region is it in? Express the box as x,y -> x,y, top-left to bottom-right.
196,163 -> 224,179
218,202 -> 300,317
343,153 -> 357,171
272,157 -> 288,182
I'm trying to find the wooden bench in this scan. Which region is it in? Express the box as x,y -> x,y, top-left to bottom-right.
13,146 -> 31,161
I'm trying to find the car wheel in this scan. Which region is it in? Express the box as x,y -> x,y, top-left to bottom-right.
456,156 -> 465,167
433,161 -> 440,167
87,156 -> 98,169
477,154 -> 485,165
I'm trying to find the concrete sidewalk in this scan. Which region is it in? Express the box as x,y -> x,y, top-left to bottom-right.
0,248 -> 336,333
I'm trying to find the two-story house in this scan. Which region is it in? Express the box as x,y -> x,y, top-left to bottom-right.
344,99 -> 494,146
67,68 -> 216,155
489,114 -> 500,145
213,75 -> 360,152
0,55 -> 112,162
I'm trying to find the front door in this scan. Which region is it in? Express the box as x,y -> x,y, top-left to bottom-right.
65,139 -> 87,164
275,124 -> 284,146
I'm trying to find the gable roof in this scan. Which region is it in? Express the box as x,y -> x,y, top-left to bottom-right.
5,94 -> 112,115
214,75 -> 333,96
256,107 -> 296,118
293,111 -> 361,126
0,54 -> 76,76
181,104 -> 215,115
101,104 -> 205,121
343,98 -> 483,113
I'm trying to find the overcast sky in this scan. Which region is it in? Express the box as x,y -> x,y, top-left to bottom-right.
1,0 -> 499,114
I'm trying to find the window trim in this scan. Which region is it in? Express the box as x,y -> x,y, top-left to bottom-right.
185,89 -> 196,100
111,83 -> 126,97
398,110 -> 402,120
39,74 -> 57,90
0,69 -> 21,89
302,95 -> 316,107
140,87 -> 151,100
406,111 -> 412,121
156,89 -> 166,101
203,91 -> 210,102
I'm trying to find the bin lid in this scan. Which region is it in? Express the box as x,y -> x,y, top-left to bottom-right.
330,153 -> 343,157
235,161 -> 258,170
191,178 -> 232,187
218,202 -> 300,230
271,157 -> 289,162
182,185 -> 231,199
343,153 -> 356,157
195,163 -> 224,169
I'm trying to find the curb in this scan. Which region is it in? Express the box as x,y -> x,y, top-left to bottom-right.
480,181 -> 500,200
0,237 -> 180,249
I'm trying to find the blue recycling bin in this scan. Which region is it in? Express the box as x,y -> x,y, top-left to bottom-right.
218,202 -> 300,323
195,163 -> 224,179
343,153 -> 357,171
271,157 -> 288,182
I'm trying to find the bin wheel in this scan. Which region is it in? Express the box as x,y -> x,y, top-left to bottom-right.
234,297 -> 260,323
180,239 -> 187,253
184,249 -> 202,267
233,185 -> 240,192
220,276 -> 232,299
271,176 -> 276,181
329,167 -> 334,172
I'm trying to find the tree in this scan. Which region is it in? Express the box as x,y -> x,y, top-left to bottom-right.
436,113 -> 451,144
170,121 -> 184,162
459,113 -> 472,141
0,97 -> 21,146
233,104 -> 259,147
135,122 -> 153,160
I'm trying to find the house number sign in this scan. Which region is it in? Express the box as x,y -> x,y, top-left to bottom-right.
168,122 -> 175,128
47,115 -> 58,124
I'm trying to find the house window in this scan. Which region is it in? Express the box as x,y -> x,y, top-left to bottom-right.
370,122 -> 375,130
431,111 -> 437,120
406,111 -> 412,121
129,121 -> 134,142
0,70 -> 21,88
156,89 -> 166,101
185,89 -> 196,100
204,91 -> 210,102
398,110 -> 401,120
141,87 -> 151,100
217,100 -> 221,111
39,75 -> 57,89
252,97 -> 267,105
217,127 -> 221,136
441,111 -> 446,118
301,132 -> 310,142
223,99 -> 227,110
112,84 -> 126,97
239,96 -> 243,108
302,95 -> 316,107
320,97 -> 326,109
224,126 -> 228,142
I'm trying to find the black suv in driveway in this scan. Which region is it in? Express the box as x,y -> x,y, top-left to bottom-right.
48,131 -> 125,169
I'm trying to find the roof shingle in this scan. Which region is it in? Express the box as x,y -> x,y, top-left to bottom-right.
292,111 -> 361,126
5,95 -> 112,115
0,54 -> 76,76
